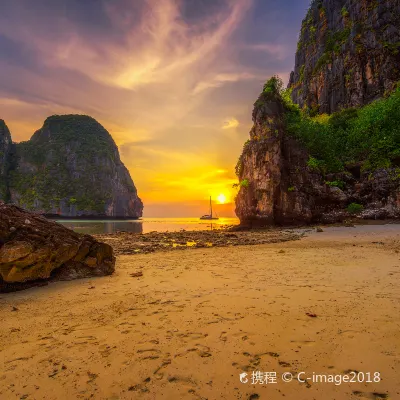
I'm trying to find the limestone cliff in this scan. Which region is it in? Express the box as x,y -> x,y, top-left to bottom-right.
0,120 -> 13,201
235,0 -> 400,226
1,115 -> 143,218
235,80 -> 400,226
235,81 -> 350,226
289,0 -> 400,114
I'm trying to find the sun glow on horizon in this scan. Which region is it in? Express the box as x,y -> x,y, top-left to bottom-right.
217,193 -> 227,204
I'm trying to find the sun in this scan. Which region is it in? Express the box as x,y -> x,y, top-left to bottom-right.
217,193 -> 227,204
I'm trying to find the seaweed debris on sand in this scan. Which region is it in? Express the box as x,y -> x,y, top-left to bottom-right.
95,229 -> 302,256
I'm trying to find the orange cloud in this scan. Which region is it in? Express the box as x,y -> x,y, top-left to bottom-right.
222,118 -> 239,130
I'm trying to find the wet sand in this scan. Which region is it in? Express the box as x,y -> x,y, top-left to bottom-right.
1,225 -> 400,399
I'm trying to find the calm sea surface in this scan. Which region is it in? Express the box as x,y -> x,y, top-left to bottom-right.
57,217 -> 240,235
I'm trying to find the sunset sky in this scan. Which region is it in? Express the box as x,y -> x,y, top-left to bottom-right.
0,0 -> 309,217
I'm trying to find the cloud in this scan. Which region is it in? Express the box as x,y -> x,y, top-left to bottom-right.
222,118 -> 239,129
0,0 -> 309,216
246,43 -> 288,61
0,0 -> 252,91
192,72 -> 257,95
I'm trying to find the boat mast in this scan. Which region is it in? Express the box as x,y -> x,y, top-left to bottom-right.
210,196 -> 212,218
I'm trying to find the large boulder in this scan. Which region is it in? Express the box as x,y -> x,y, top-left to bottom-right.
0,202 -> 115,292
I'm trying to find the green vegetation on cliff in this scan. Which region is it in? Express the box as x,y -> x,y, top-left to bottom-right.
238,76 -> 400,177
284,84 -> 400,173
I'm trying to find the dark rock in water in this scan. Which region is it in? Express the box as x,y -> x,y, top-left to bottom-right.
0,115 -> 143,218
0,201 -> 115,293
288,0 -> 400,114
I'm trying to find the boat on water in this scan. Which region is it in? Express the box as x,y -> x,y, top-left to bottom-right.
200,196 -> 219,220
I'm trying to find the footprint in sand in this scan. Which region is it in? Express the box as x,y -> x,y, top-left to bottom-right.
239,352 -> 262,371
278,360 -> 291,367
165,374 -> 199,394
338,329 -> 361,339
232,331 -> 254,341
290,340 -> 316,347
195,344 -> 212,358
99,344 -> 112,358
352,391 -> 389,399
177,332 -> 208,341
238,351 -> 289,372
137,348 -> 161,360
219,331 -> 228,342
175,344 -> 212,359
128,380 -> 151,394
153,359 -> 172,380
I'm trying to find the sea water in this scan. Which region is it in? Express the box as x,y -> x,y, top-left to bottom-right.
57,217 -> 240,234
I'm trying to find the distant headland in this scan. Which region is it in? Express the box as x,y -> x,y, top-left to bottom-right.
0,115 -> 143,219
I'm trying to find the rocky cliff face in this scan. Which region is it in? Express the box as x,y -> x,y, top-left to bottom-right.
235,85 -> 350,226
235,83 -> 400,226
0,120 -> 13,201
1,115 -> 143,218
235,0 -> 400,226
289,0 -> 400,114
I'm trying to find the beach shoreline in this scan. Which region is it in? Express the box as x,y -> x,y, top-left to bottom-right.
94,227 -> 303,255
1,225 -> 400,399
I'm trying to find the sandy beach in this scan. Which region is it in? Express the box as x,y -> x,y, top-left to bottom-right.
1,225 -> 400,400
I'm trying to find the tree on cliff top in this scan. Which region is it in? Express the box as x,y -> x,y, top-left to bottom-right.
262,76 -> 283,95
254,76 -> 298,115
